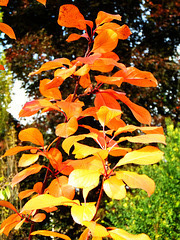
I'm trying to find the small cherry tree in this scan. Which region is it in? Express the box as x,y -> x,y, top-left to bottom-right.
0,1 -> 165,240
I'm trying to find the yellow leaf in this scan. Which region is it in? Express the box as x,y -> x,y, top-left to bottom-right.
12,164 -> 43,188
18,154 -> 39,167
120,134 -> 166,145
22,194 -> 79,211
103,176 -> 126,200
71,203 -> 96,224
83,221 -> 109,238
108,228 -> 151,240
73,142 -> 108,159
31,230 -> 71,239
97,106 -> 122,127
0,22 -> 16,39
18,128 -> 44,146
55,116 -> 78,138
116,146 -> 164,167
54,65 -> 76,80
69,169 -> 100,189
92,29 -> 118,53
74,64 -> 90,76
116,171 -> 155,197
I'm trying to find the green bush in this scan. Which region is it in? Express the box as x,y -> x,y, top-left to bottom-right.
102,119 -> 180,239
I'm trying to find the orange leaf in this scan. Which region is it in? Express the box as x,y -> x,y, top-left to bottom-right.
94,91 -> 121,110
47,176 -> 75,199
1,146 -> 38,158
116,146 -> 164,167
71,203 -> 96,224
114,67 -> 158,87
66,33 -> 83,42
29,58 -> 70,76
0,22 -> 16,39
0,214 -> 21,236
31,213 -> 46,222
18,154 -> 39,167
12,164 -> 43,188
19,99 -> 55,117
0,64 -> 5,70
46,148 -> 62,171
95,11 -> 121,26
116,171 -> 155,197
108,228 -> 151,240
39,79 -> 62,99
69,169 -> 101,189
22,194 -> 79,211
103,176 -> 126,200
36,0 -> 46,6
95,75 -> 123,87
77,53 -> 102,65
97,106 -> 122,127
18,128 -> 44,146
18,189 -> 35,200
33,182 -> 43,193
55,116 -> 78,138
108,147 -> 132,157
57,100 -> 84,119
79,73 -> 91,88
58,4 -> 86,30
0,0 -> 9,6
92,29 -> 118,53
0,201 -> 17,213
31,230 -> 71,239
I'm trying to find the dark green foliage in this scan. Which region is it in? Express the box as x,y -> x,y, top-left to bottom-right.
102,119 -> 180,239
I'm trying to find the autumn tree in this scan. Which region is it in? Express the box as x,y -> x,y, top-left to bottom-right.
0,1 -> 166,240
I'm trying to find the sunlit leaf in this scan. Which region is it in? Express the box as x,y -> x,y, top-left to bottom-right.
18,154 -> 39,167
120,134 -> 166,145
0,201 -> 17,213
22,194 -> 79,211
114,67 -> 158,87
47,176 -> 75,199
72,142 -> 108,159
92,29 -> 118,53
116,171 -> 155,197
103,176 -> 126,200
0,214 -> 21,236
1,146 -> 38,158
18,128 -> 44,146
94,91 -> 121,110
29,58 -> 70,76
83,221 -> 109,238
31,213 -> 46,222
77,53 -> 102,65
74,64 -> 90,76
58,4 -> 86,30
31,230 -> 71,239
71,203 -> 96,224
95,11 -> 121,26
79,228 -> 89,240
62,133 -> 98,155
79,73 -> 91,88
97,106 -> 122,127
12,164 -> 43,188
108,228 -> 151,240
55,116 -> 78,138
39,79 -> 62,99
108,147 -> 132,157
54,65 -> 76,80
116,146 -> 164,167
0,22 -> 16,39
69,169 -> 101,189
